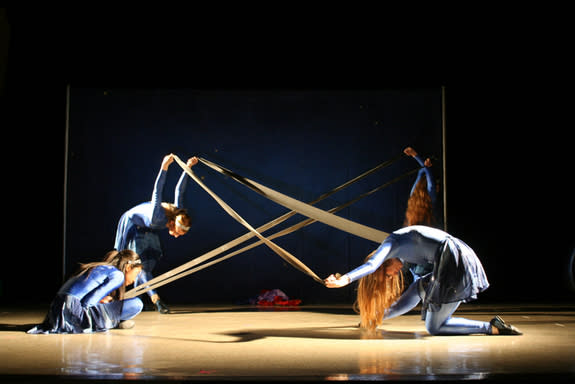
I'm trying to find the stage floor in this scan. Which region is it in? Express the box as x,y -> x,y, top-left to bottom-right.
1,302 -> 574,382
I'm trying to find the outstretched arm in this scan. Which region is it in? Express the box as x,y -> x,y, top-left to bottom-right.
174,156 -> 198,208
324,241 -> 393,288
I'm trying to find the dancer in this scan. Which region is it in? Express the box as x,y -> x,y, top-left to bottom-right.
403,146 -> 437,227
402,146 -> 438,278
325,225 -> 522,336
28,250 -> 143,334
114,154 -> 198,314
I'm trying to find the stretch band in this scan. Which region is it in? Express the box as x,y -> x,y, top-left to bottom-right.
124,155 -> 405,298
174,155 -> 325,284
125,166 -> 420,297
199,157 -> 389,243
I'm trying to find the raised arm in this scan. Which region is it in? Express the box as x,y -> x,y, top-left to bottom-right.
411,167 -> 436,203
405,147 -> 436,204
174,156 -> 198,208
149,154 -> 173,223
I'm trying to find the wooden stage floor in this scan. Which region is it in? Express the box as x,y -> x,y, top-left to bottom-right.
1,302 -> 574,383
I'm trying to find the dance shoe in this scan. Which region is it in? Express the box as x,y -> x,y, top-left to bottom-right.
490,315 -> 522,335
155,300 -> 170,314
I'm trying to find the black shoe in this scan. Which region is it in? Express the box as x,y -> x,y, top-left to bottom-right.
155,300 -> 170,314
490,315 -> 522,335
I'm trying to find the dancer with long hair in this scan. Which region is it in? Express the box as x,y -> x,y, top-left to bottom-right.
403,147 -> 437,227
28,250 -> 143,334
114,154 -> 197,313
325,225 -> 522,335
402,147 -> 438,279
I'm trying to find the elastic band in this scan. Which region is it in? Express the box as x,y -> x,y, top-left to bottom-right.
124,155 -> 408,298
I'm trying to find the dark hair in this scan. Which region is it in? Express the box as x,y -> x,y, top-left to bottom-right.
162,202 -> 191,229
78,249 -> 141,300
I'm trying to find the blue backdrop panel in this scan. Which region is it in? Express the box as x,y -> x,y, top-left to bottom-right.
66,88 -> 443,304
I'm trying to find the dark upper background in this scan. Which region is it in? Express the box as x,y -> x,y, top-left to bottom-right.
1,8 -> 572,305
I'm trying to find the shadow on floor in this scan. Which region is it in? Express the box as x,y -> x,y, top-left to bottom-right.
220,324 -> 428,342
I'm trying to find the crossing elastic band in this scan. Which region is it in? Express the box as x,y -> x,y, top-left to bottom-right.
124,166 -> 419,297
198,157 -> 390,243
124,155 -> 405,298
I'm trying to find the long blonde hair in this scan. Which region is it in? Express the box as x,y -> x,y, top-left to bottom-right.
404,177 -> 435,227
353,253 -> 404,331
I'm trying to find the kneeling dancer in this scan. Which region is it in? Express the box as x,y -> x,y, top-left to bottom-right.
28,250 -> 144,334
325,225 -> 522,336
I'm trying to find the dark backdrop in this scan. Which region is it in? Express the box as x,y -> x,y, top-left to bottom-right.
65,88 -> 444,304
1,9 -> 572,306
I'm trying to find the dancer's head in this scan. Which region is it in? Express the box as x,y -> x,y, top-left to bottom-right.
80,249 -> 142,300
354,256 -> 404,331
103,249 -> 143,286
162,203 -> 191,237
404,176 -> 435,227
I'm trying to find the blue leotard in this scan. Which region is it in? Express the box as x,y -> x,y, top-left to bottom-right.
114,168 -> 189,251
27,265 -> 143,334
113,167 -> 189,298
344,225 -> 489,306
410,154 -> 436,204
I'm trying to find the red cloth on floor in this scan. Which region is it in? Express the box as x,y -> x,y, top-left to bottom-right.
256,289 -> 302,306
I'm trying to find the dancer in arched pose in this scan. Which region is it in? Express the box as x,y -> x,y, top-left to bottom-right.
325,225 -> 522,336
114,154 -> 198,313
28,250 -> 143,334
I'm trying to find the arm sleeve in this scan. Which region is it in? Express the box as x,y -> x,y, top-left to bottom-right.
409,154 -> 437,204
113,219 -> 126,251
150,169 -> 168,224
80,268 -> 125,307
343,240 -> 394,283
412,154 -> 425,167
174,170 -> 188,208
422,167 -> 436,204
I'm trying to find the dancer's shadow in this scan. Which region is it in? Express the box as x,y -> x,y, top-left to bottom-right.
168,306 -> 309,315
221,325 -> 428,343
0,323 -> 37,332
